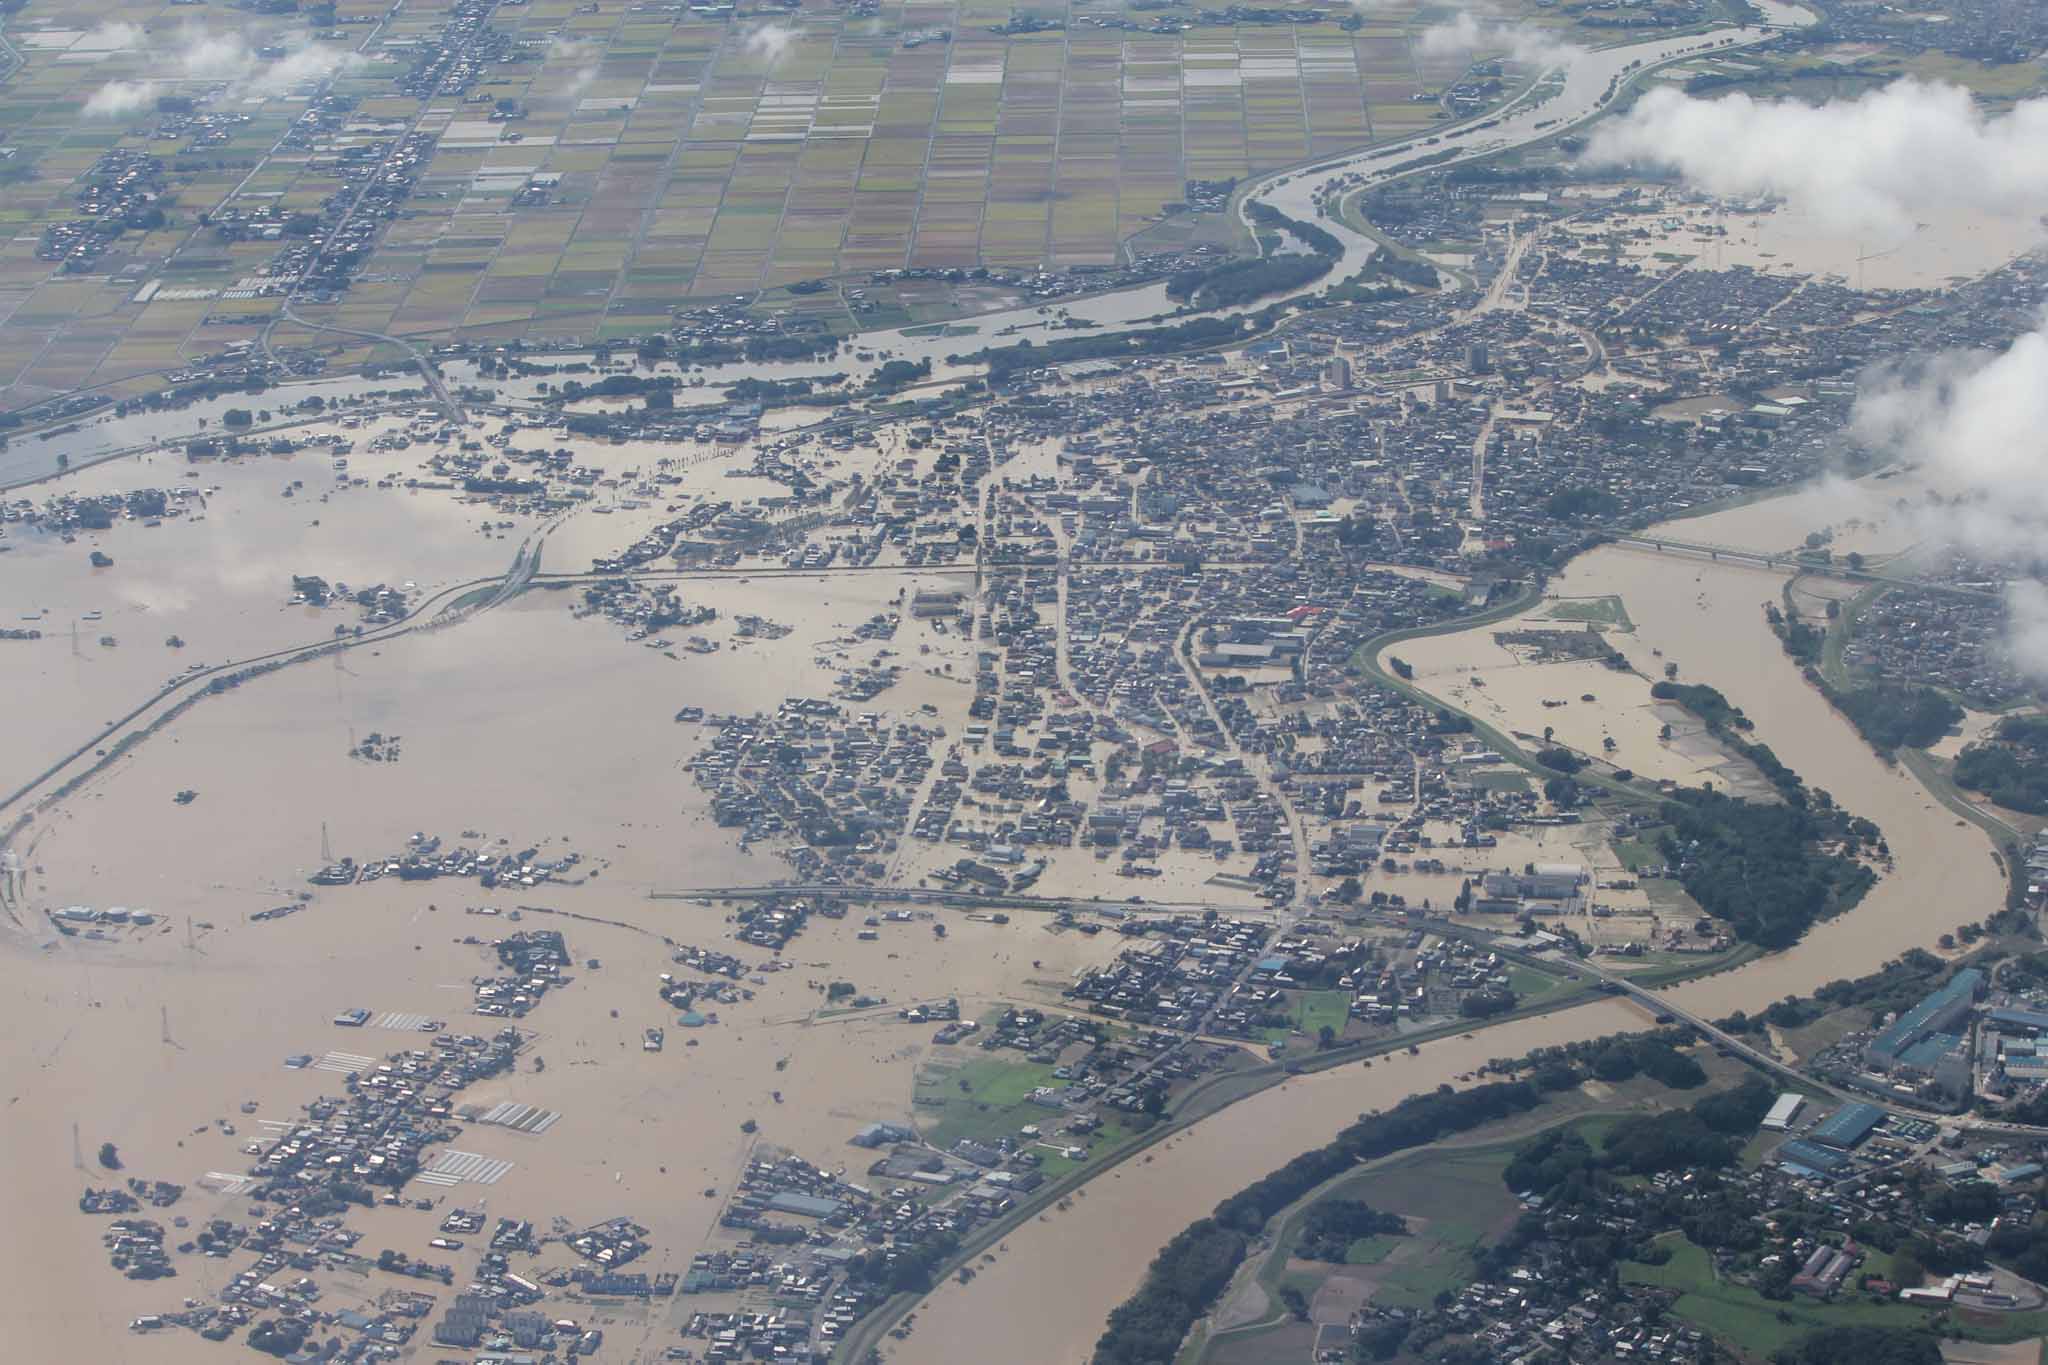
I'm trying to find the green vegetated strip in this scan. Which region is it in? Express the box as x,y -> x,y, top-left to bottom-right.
1952,714 -> 2048,816
1094,1081 -> 1554,1365
959,204 -> 1419,381
834,973 -> 1603,1363
1092,1029 -> 1716,1365
1766,594 -> 1964,757
1772,582 -> 2035,890
1352,581 -> 1550,775
1650,678 -> 1808,804
1167,254 -> 1330,311
1622,1238 -> 1935,1360
959,311 -> 1267,382
1646,680 -> 1882,949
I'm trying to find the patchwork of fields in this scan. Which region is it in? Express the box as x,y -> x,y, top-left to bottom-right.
0,0 -> 1598,402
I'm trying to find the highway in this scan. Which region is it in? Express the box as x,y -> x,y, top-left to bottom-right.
272,303 -> 468,425
650,883 -> 1245,916
647,879 -> 2048,1141
1609,534 -> 2001,603
0,521 -> 553,831
1561,953 -> 2048,1139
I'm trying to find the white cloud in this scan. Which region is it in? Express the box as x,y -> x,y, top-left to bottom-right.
1852,317 -> 2048,557
1418,12 -> 1584,69
2003,581 -> 2048,681
86,25 -> 362,113
178,30 -> 258,80
552,36 -> 602,97
1582,79 -> 2048,236
84,21 -> 147,50
246,43 -> 362,94
742,23 -> 796,65
84,79 -> 160,118
1849,313 -> 2048,676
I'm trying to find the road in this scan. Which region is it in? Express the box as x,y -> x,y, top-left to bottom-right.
0,518 -> 557,830
650,884 -> 1240,915
253,5 -> 512,424
1554,952 -> 2048,1138
272,303 -> 467,424
649,875 -> 2048,1142
1609,534 -> 1999,602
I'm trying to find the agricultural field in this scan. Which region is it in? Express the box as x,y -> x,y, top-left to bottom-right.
0,0 -> 1610,405
1650,42 -> 2048,112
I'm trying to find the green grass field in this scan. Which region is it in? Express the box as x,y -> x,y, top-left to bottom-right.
912,1054 -> 1065,1148
1334,1145 -> 1523,1307
1610,826 -> 1670,873
1622,1234 -> 1942,1357
1545,595 -> 1634,631
1263,989 -> 1355,1045
909,1048 -> 1147,1179
1469,770 -> 1534,796
1507,963 -> 1575,1006
1345,1234 -> 1400,1265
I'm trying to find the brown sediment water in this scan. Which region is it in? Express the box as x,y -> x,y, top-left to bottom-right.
891,1000 -> 1648,1365
897,489 -> 2004,1362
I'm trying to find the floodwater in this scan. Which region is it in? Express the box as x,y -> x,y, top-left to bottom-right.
1599,191 -> 2045,293
22,7 -> 1988,1357
1554,540 -> 2007,1017
0,425 -> 537,787
891,472 -> 1997,1364
893,999 -> 1648,1365
0,559 -> 1059,1362
0,858 -> 1130,1363
0,376 -> 420,489
1394,457 -> 2005,1018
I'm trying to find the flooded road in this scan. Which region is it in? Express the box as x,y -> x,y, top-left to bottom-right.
889,465 -> 1997,1364
0,376 -> 424,489
2,9 -> 1811,486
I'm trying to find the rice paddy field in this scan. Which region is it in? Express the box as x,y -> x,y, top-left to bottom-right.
0,0 -> 1606,404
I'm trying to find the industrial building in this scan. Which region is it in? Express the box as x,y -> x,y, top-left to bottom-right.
1893,1032 -> 1973,1100
1986,1006 -> 2048,1036
1863,968 -> 1984,1068
1777,1138 -> 1851,1177
1761,1092 -> 1806,1132
1809,1102 -> 1885,1151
